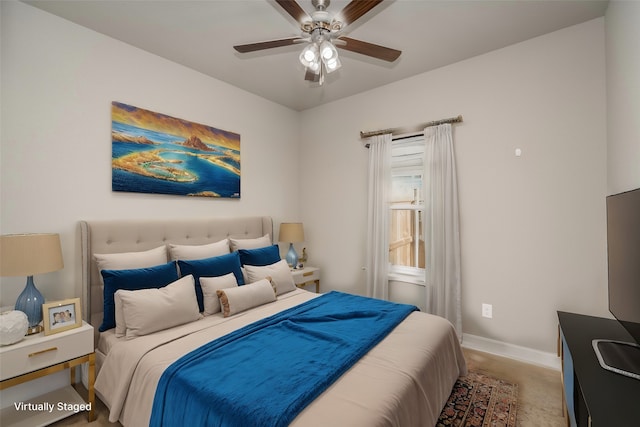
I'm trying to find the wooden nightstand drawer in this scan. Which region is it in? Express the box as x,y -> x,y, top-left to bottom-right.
0,322 -> 93,381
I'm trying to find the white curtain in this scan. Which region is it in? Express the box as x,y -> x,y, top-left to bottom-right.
424,124 -> 462,338
365,134 -> 392,300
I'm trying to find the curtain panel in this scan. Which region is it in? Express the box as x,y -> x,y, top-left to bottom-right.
365,134 -> 392,300
424,124 -> 462,338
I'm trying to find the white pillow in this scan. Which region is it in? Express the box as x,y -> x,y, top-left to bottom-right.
216,278 -> 276,317
95,246 -> 168,283
200,273 -> 238,315
115,275 -> 200,338
168,239 -> 230,261
244,259 -> 296,295
229,234 -> 271,251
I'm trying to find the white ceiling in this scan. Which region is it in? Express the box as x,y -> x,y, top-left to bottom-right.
24,0 -> 608,111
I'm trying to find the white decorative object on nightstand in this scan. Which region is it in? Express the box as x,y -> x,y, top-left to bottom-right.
0,311 -> 28,346
291,266 -> 320,293
0,321 -> 96,426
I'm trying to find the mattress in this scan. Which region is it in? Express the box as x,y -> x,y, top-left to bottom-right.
95,289 -> 466,427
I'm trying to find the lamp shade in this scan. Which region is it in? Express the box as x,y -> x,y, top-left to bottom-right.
278,223 -> 305,243
1,233 -> 63,334
0,233 -> 64,276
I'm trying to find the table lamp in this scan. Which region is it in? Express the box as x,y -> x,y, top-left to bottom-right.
0,233 -> 64,335
278,223 -> 305,269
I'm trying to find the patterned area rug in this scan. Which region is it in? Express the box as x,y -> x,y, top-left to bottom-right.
437,371 -> 518,427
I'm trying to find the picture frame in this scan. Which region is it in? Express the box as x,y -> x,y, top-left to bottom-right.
42,298 -> 82,335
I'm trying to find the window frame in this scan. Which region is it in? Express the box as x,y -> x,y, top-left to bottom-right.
388,135 -> 426,283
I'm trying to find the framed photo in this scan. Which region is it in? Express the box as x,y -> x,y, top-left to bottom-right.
43,298 -> 82,335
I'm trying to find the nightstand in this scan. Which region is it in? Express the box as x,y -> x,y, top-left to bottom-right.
292,266 -> 320,293
0,321 -> 95,426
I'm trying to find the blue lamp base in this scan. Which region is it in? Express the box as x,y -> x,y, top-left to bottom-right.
285,243 -> 299,269
15,275 -> 44,335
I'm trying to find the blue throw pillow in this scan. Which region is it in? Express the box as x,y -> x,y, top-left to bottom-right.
100,261 -> 179,332
238,245 -> 281,267
178,251 -> 244,312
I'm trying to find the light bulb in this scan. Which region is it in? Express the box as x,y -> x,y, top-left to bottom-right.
309,60 -> 319,71
304,48 -> 316,62
299,43 -> 319,68
320,41 -> 337,60
324,56 -> 341,73
322,44 -> 333,59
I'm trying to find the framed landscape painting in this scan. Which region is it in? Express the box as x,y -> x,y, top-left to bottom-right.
111,102 -> 240,198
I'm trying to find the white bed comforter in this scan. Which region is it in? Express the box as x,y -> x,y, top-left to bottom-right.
95,290 -> 467,427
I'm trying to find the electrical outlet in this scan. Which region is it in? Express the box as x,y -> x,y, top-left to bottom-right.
482,303 -> 493,319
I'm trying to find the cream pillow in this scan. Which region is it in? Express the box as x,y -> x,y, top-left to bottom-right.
200,273 -> 238,315
168,239 -> 230,261
244,259 -> 296,295
95,246 -> 167,284
229,234 -> 271,251
114,292 -> 126,338
216,278 -> 276,317
115,275 -> 200,338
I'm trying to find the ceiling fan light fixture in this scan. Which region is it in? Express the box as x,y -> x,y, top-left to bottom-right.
304,46 -> 317,62
299,43 -> 319,67
317,39 -> 340,73
325,56 -> 341,73
320,40 -> 337,60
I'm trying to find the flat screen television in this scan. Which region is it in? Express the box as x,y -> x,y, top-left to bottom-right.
592,188 -> 640,380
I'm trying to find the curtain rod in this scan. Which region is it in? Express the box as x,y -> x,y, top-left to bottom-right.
360,115 -> 463,139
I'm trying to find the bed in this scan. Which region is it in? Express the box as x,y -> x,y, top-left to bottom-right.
80,216 -> 466,427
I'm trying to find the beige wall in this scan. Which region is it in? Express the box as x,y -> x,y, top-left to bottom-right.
299,18 -> 608,354
0,1 -> 301,305
606,0 -> 640,194
2,1 -> 630,358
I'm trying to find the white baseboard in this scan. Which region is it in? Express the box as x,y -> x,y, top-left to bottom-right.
462,333 -> 561,371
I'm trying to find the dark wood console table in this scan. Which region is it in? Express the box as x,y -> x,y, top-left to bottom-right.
557,311 -> 640,427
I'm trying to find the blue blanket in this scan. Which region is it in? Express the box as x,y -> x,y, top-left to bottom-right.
150,291 -> 418,427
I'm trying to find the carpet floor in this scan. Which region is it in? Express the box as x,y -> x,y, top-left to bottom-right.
463,348 -> 565,427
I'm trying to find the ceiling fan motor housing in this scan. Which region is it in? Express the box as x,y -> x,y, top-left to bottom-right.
312,0 -> 330,11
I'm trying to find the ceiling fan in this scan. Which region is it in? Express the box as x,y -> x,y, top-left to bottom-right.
233,0 -> 401,85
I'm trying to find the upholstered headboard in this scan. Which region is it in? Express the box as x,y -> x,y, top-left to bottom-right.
79,216 -> 273,344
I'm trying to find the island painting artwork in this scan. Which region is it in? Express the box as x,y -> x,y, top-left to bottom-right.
111,102 -> 240,198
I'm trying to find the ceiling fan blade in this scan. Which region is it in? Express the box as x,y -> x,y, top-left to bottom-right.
336,0 -> 383,27
275,0 -> 311,24
337,36 -> 401,62
234,37 -> 303,53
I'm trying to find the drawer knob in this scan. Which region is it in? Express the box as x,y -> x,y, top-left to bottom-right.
303,271 -> 313,277
28,347 -> 58,357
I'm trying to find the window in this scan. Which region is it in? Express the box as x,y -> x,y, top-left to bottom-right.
389,135 -> 426,279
